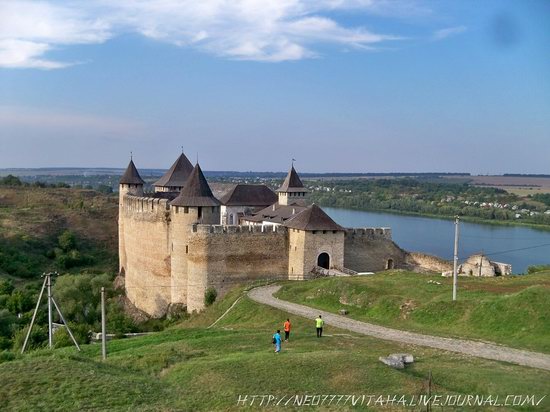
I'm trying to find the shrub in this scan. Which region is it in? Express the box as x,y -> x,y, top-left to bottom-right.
0,337 -> 12,351
204,287 -> 217,307
54,323 -> 90,348
527,265 -> 550,274
58,230 -> 77,252
0,280 -> 14,296
13,324 -> 48,351
6,291 -> 34,314
0,350 -> 16,363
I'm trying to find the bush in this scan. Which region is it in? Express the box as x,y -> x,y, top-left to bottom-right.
527,265 -> 550,274
0,350 -> 16,363
54,323 -> 90,348
13,324 -> 48,351
0,309 -> 17,337
0,280 -> 14,296
58,230 -> 77,252
6,291 -> 34,314
204,287 -> 217,307
0,175 -> 22,186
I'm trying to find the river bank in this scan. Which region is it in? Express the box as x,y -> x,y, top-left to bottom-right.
317,203 -> 550,232
324,207 -> 550,274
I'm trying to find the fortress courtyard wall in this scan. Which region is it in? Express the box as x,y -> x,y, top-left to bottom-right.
122,195 -> 172,317
344,228 -> 408,272
186,224 -> 289,312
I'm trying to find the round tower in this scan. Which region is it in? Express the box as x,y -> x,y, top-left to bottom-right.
169,164 -> 221,312
118,158 -> 145,275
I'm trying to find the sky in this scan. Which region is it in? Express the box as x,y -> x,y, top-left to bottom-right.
0,0 -> 549,174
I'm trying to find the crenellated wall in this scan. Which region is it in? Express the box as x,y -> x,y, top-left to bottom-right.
343,227 -> 407,272
121,190 -> 409,317
121,195 -> 172,317
186,224 -> 289,312
288,229 -> 345,280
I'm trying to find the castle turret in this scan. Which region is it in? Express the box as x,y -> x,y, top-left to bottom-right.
119,158 -> 145,197
277,165 -> 308,206
169,164 -> 221,312
118,158 -> 145,275
153,152 -> 194,192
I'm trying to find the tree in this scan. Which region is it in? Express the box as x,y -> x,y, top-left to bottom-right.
58,230 -> 77,252
0,175 -> 22,186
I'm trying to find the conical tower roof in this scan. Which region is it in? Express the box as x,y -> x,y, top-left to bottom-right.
277,165 -> 308,193
284,204 -> 343,231
154,152 -> 194,189
120,159 -> 145,185
170,164 -> 220,207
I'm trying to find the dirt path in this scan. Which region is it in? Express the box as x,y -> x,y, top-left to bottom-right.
249,285 -> 550,371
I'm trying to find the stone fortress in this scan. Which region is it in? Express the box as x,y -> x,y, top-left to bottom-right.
119,152 -> 431,317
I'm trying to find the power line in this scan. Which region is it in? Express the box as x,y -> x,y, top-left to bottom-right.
461,234 -> 550,241
483,243 -> 550,257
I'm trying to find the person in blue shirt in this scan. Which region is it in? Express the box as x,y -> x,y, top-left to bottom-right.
273,330 -> 282,353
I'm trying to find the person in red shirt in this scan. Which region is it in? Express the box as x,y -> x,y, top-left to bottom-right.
283,318 -> 291,342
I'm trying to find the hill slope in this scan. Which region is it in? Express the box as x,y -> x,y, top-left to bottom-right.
0,286 -> 549,411
276,271 -> 550,353
0,186 -> 118,280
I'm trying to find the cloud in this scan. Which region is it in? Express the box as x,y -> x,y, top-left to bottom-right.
433,25 -> 467,41
0,0 -> 406,68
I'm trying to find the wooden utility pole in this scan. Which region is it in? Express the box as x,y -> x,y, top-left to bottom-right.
101,287 -> 107,360
452,216 -> 460,301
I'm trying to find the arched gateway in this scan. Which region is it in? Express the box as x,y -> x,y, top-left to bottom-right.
317,253 -> 330,269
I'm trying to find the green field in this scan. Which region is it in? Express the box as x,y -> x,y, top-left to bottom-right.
276,271 -> 550,354
1,285 -> 549,411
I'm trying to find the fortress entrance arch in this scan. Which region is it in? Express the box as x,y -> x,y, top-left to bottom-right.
317,253 -> 330,269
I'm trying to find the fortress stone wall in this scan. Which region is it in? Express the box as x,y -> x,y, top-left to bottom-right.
406,252 -> 453,273
289,229 -> 344,280
186,224 -> 289,312
343,228 -> 408,272
121,195 -> 172,317
120,195 -> 420,317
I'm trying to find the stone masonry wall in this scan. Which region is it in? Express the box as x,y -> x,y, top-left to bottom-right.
170,205 -> 221,308
289,230 -> 344,280
405,252 -> 453,273
122,195 -> 172,317
344,228 -> 407,272
186,224 -> 289,312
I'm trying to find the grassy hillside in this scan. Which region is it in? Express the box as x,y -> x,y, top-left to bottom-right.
276,271 -> 550,354
0,186 -> 118,280
0,286 -> 549,411
0,186 -> 121,350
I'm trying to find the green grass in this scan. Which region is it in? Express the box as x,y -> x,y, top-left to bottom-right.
0,285 -> 549,411
276,271 -> 550,354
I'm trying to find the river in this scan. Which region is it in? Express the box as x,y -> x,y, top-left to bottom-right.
324,207 -> 550,274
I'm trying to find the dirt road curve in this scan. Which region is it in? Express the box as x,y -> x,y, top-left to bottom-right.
249,285 -> 550,371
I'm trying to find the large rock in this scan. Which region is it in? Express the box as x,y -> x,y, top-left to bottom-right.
379,356 -> 405,369
379,353 -> 414,369
389,353 -> 414,364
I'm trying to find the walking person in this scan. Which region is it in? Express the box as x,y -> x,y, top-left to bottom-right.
315,315 -> 324,338
273,329 -> 282,353
283,318 -> 291,342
